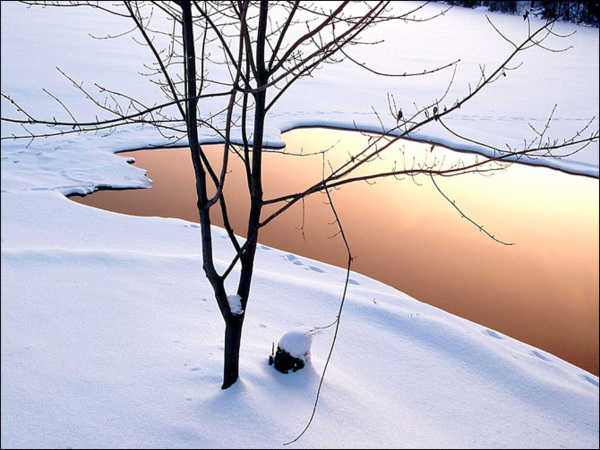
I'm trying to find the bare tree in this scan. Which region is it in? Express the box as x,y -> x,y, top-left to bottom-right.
2,1 -> 597,390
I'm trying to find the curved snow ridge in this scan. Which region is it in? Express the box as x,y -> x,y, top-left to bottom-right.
0,247 -> 203,264
270,118 -> 600,179
345,294 -> 598,396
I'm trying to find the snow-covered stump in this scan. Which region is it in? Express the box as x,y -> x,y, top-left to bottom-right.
269,327 -> 313,374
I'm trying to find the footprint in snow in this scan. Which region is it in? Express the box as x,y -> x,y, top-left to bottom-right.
530,350 -> 551,362
582,375 -> 599,388
285,254 -> 304,266
280,254 -> 365,284
284,254 -> 327,274
483,329 -> 503,339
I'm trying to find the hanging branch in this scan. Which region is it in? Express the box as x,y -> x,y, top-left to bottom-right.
429,174 -> 514,246
285,182 -> 354,446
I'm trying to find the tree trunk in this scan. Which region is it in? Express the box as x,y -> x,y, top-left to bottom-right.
181,0 -> 268,390
222,314 -> 245,389
222,1 -> 269,389
181,0 -> 242,389
227,1 -> 269,389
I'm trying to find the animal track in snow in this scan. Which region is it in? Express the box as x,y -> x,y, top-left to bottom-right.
582,375 -> 599,388
483,329 -> 503,339
280,253 -> 363,286
285,254 -> 304,266
530,350 -> 551,362
283,253 -> 326,274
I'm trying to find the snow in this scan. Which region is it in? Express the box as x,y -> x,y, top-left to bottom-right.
228,294 -> 244,316
1,1 -> 598,449
277,327 -> 314,362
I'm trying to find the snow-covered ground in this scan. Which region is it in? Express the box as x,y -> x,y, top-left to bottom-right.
1,2 -> 598,448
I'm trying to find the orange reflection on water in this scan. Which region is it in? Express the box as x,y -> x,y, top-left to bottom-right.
70,128 -> 599,375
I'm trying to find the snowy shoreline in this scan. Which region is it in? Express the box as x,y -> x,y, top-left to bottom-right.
1,2 -> 598,448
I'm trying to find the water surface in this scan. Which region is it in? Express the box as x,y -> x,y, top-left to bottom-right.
71,128 -> 600,375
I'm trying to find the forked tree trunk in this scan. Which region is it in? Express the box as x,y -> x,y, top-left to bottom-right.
181,0 -> 269,390
220,0 -> 268,388
181,1 -> 241,389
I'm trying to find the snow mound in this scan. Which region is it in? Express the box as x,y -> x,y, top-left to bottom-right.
277,327 -> 313,362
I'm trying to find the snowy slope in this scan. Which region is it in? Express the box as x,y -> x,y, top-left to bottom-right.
1,2 -> 598,448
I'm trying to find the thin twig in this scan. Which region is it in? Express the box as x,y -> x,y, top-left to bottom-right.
429,174 -> 514,246
285,185 -> 354,445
